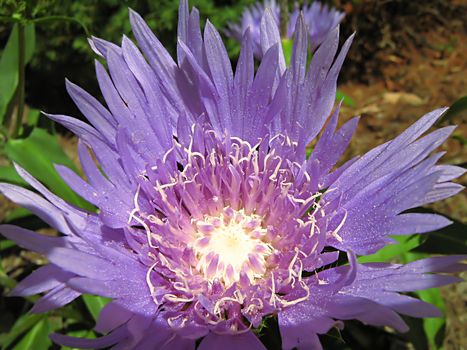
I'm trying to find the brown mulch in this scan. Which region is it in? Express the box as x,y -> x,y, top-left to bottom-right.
336,2 -> 466,348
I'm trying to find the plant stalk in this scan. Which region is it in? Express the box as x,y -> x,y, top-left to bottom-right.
13,23 -> 25,138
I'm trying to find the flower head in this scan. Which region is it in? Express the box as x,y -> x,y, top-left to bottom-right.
1,1 -> 465,349
226,0 -> 345,58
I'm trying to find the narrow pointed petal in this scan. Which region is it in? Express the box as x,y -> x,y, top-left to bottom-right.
0,183 -> 73,235
65,79 -> 116,143
51,325 -> 129,349
260,8 -> 285,73
11,265 -> 72,297
290,13 -> 308,83
31,285 -> 81,313
0,225 -> 66,254
47,247 -> 117,280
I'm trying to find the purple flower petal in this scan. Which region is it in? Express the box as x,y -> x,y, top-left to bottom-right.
31,285 -> 81,313
51,325 -> 129,349
11,265 -> 73,297
199,332 -> 266,350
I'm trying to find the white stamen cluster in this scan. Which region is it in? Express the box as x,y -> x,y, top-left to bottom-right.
193,207 -> 274,287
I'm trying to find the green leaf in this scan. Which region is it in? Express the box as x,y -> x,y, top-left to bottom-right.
281,38 -> 293,66
336,89 -> 356,107
0,314 -> 44,348
0,24 -> 35,123
0,239 -> 16,251
441,96 -> 467,122
4,128 -> 94,210
82,295 -> 111,321
417,288 -> 446,350
3,207 -> 32,222
358,235 -> 421,263
400,251 -> 447,348
27,108 -> 40,127
12,318 -> 51,350
0,165 -> 28,186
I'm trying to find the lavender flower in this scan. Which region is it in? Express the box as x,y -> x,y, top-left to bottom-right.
226,0 -> 345,58
1,1 -> 465,349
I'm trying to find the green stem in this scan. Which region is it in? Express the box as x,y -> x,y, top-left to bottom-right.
13,23 -> 25,138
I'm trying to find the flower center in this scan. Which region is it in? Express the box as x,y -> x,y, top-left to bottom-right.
193,207 -> 274,287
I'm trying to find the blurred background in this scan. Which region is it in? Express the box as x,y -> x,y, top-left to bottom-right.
0,0 -> 465,349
